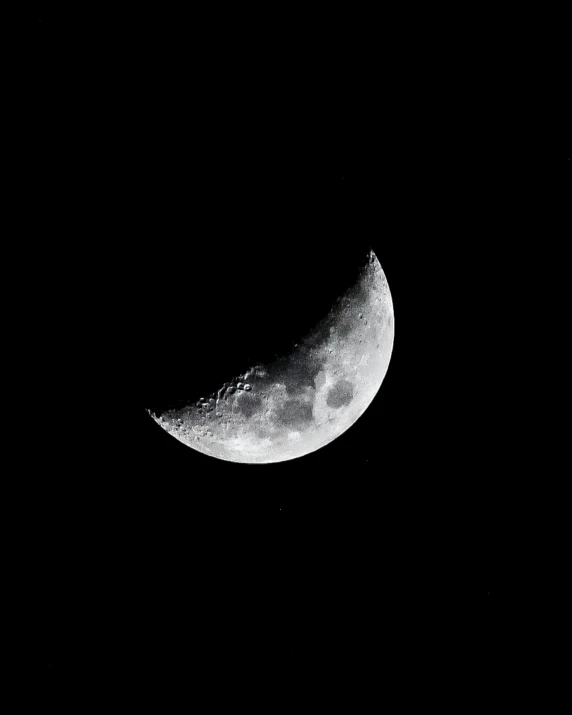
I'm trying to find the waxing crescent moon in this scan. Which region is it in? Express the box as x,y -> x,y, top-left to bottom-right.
147,249 -> 394,463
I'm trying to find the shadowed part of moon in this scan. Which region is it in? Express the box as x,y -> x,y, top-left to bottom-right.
274,399 -> 314,427
274,353 -> 325,395
336,315 -> 353,338
326,379 -> 354,409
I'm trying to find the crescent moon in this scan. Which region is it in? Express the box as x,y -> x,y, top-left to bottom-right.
147,249 -> 394,463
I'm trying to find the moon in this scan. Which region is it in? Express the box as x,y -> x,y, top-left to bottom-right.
146,249 -> 394,463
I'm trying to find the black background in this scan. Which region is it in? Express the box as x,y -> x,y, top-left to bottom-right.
14,10 -> 570,702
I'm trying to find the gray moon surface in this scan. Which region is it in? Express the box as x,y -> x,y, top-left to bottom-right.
147,250 -> 394,463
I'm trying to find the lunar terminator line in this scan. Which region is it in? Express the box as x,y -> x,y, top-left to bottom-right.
147,249 -> 394,463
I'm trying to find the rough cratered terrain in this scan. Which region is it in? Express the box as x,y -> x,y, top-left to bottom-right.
147,249 -> 394,463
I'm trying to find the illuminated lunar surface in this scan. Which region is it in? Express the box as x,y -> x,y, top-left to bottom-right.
147,250 -> 394,463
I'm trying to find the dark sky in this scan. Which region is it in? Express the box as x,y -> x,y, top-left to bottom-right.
20,10 -> 569,698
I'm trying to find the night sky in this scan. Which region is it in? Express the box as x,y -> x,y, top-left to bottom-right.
18,10 -> 570,703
